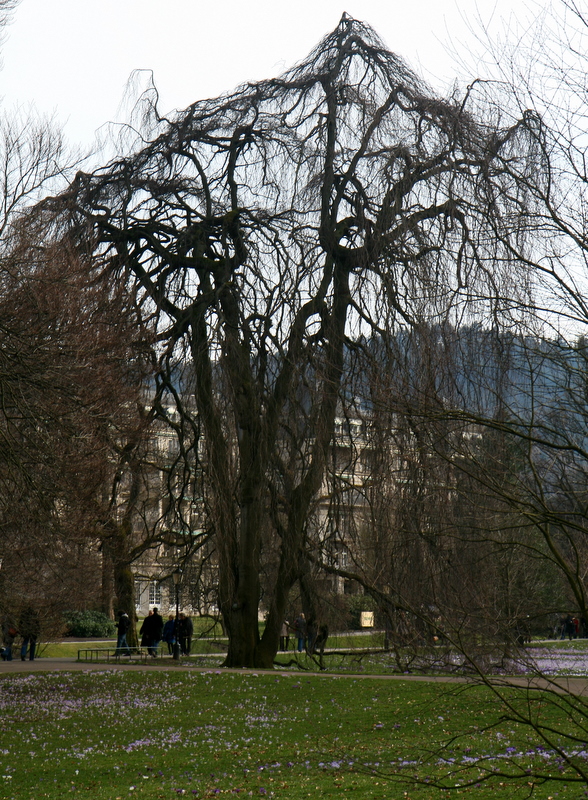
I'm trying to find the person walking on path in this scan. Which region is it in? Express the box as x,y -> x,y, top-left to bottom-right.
19,606 -> 40,661
162,615 -> 176,655
142,607 -> 164,657
280,620 -> 290,651
295,613 -> 307,653
115,611 -> 131,656
178,613 -> 193,655
140,610 -> 153,649
564,614 -> 576,641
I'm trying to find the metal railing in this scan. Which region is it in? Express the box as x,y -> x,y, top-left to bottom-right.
77,647 -> 162,664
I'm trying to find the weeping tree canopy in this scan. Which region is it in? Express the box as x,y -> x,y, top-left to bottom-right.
49,14 -> 532,667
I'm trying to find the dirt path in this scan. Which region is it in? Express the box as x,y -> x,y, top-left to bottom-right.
2,656 -> 588,696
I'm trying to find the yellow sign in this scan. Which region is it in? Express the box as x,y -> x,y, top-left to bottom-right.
360,611 -> 374,628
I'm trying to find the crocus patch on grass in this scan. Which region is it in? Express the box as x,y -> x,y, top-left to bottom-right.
0,668 -> 587,798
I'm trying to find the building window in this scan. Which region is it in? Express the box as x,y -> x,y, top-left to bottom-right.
148,581 -> 162,606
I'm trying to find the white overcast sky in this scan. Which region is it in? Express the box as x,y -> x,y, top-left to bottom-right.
0,0 -> 538,152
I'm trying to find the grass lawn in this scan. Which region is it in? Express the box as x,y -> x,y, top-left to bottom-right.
1,668 -> 587,799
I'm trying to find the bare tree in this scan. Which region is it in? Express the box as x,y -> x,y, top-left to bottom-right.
48,14 -> 534,667
0,218 -> 155,630
332,2 -> 588,785
439,0 -> 588,656
0,2 -> 182,641
0,112 -> 156,634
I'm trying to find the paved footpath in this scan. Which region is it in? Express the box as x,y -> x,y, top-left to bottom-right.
2,656 -> 588,696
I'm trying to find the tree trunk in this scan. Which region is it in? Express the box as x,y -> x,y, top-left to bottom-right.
103,518 -> 139,648
114,561 -> 138,648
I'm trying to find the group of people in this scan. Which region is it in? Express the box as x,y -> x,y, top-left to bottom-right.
280,613 -> 328,655
162,612 -> 193,656
559,614 -> 587,640
2,605 -> 197,662
1,606 -> 40,661
121,607 -> 194,658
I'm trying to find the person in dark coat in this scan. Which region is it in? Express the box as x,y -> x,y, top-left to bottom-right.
115,611 -> 131,656
140,610 -> 153,649
144,607 -> 164,657
19,606 -> 40,661
178,613 -> 194,655
162,615 -> 176,655
564,614 -> 576,641
294,613 -> 307,653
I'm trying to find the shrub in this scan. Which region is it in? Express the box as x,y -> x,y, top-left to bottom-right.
64,610 -> 116,637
